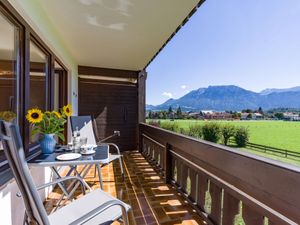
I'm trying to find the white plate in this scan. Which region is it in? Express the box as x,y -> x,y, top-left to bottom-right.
80,149 -> 96,155
56,153 -> 81,161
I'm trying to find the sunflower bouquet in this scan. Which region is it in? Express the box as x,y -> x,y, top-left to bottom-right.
0,111 -> 16,122
26,104 -> 72,142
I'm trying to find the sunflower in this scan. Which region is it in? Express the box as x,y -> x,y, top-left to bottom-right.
52,111 -> 62,118
62,104 -> 72,117
26,108 -> 43,124
0,111 -> 16,122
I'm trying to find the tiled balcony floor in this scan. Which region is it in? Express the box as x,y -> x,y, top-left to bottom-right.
44,151 -> 206,225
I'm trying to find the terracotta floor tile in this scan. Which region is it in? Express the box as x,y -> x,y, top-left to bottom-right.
44,151 -> 206,225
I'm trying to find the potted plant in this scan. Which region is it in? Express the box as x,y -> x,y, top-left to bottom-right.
0,111 -> 16,122
0,111 -> 17,150
26,104 -> 72,154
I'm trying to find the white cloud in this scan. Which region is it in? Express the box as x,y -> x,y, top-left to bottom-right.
180,85 -> 187,89
162,92 -> 173,98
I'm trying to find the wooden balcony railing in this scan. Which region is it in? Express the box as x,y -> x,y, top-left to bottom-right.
139,123 -> 300,225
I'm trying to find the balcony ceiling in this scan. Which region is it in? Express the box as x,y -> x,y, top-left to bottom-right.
37,0 -> 200,71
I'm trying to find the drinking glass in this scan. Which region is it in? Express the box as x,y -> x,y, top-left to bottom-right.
80,137 -> 88,147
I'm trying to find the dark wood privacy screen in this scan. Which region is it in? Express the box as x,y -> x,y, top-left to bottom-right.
78,67 -> 139,151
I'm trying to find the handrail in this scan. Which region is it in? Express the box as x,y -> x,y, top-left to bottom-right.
139,123 -> 300,225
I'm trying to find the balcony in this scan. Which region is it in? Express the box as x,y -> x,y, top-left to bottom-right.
0,0 -> 300,224
41,124 -> 300,224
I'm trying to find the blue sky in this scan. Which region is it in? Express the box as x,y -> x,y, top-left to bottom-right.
146,0 -> 300,105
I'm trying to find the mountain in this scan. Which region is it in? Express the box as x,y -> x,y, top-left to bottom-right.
149,85 -> 300,111
146,104 -> 156,111
260,86 -> 300,95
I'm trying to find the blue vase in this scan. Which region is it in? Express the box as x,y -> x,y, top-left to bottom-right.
39,134 -> 57,154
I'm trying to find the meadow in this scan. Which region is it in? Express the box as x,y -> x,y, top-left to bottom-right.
150,119 -> 300,153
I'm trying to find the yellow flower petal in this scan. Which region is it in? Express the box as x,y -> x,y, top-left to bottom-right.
62,104 -> 72,117
52,111 -> 62,118
26,108 -> 43,124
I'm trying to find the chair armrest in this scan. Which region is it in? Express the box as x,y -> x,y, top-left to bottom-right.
97,131 -> 120,143
36,176 -> 91,192
98,142 -> 121,155
69,199 -> 129,225
16,177 -> 91,198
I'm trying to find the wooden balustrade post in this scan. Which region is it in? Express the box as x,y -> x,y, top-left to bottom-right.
164,143 -> 172,183
139,127 -> 143,153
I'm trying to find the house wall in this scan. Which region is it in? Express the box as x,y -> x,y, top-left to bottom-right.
0,1 -> 78,224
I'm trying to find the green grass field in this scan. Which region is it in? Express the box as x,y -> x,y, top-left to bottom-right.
150,119 -> 300,152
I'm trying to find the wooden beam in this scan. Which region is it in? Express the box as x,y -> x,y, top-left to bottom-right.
138,70 -> 147,123
137,70 -> 147,152
78,65 -> 138,79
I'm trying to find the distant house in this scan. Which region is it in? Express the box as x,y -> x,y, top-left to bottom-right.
283,112 -> 300,121
240,113 -> 249,120
241,112 -> 263,120
200,110 -> 232,120
253,113 -> 263,120
188,112 -> 203,119
201,110 -> 214,115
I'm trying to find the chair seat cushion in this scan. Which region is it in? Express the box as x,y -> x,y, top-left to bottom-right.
48,189 -> 130,225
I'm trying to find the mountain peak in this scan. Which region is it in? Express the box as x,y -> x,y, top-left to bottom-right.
148,85 -> 300,111
260,86 -> 300,95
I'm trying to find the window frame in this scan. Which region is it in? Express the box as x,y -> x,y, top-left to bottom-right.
0,1 -> 69,186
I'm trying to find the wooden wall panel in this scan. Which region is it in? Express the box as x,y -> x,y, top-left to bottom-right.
79,77 -> 138,151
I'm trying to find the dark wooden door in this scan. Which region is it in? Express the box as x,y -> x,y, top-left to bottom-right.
79,78 -> 138,151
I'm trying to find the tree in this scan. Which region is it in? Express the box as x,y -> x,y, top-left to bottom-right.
168,106 -> 173,119
148,110 -> 153,119
258,107 -> 264,115
202,122 -> 221,143
234,127 -> 249,147
232,112 -> 241,119
162,111 -> 167,119
176,106 -> 182,119
274,112 -> 284,120
221,124 -> 236,145
242,109 -> 252,113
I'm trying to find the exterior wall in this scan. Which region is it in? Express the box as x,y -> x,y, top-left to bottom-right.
0,167 -> 54,225
1,1 -> 78,225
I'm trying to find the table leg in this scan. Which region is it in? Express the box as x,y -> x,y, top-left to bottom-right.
51,166 -> 70,197
96,164 -> 104,190
66,164 -> 94,198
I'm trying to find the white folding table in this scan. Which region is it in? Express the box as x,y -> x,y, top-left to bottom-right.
28,145 -> 109,210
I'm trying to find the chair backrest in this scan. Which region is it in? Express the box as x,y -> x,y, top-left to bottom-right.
70,116 -> 97,145
0,120 -> 50,225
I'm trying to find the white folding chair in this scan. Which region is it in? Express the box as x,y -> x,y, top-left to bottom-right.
70,116 -> 125,181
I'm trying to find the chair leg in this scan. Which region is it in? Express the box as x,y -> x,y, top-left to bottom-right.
93,165 -> 97,178
96,164 -> 104,190
23,212 -> 28,225
121,206 -> 129,225
118,156 -> 125,181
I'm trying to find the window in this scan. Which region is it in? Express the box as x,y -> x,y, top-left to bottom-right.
28,40 -> 48,144
53,60 -> 68,143
0,2 -> 68,183
53,60 -> 67,111
0,10 -> 19,167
